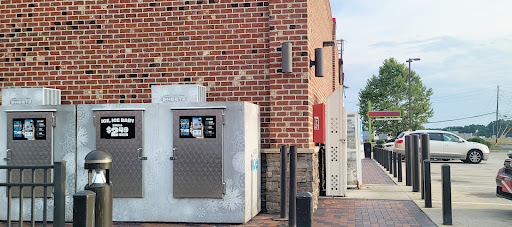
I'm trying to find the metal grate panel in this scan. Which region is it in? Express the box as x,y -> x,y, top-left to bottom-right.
95,110 -> 144,198
7,112 -> 53,197
172,109 -> 224,198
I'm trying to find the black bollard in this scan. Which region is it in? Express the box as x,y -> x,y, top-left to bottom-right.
379,148 -> 382,165
380,148 -> 383,165
405,135 -> 412,186
398,153 -> 403,182
364,143 -> 372,158
393,152 -> 397,177
280,145 -> 288,219
289,145 -> 297,227
73,190 -> 96,227
375,147 -> 379,164
381,148 -> 383,165
296,192 -> 313,227
424,160 -> 432,208
384,150 -> 387,171
421,133 -> 430,199
412,134 -> 420,192
387,150 -> 391,171
374,147 -> 378,163
442,164 -> 452,225
388,150 -> 393,174
382,148 -> 385,167
386,150 -> 390,171
375,147 -> 378,163
383,148 -> 386,168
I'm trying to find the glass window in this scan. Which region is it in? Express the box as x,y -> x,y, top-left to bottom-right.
428,133 -> 443,141
443,133 -> 461,142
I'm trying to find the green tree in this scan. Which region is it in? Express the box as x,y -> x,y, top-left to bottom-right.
358,58 -> 434,137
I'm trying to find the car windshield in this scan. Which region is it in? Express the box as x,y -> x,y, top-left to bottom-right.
397,132 -> 405,139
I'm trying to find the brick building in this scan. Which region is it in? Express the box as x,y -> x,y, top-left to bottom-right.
0,0 -> 340,212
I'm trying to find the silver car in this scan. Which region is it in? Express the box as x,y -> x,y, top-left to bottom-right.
394,130 -> 490,164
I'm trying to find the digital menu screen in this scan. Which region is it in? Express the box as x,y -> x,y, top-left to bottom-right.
179,116 -> 216,138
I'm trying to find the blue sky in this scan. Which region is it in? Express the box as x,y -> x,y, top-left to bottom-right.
330,0 -> 512,129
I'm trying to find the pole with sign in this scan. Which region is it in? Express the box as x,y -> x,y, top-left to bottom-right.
367,102 -> 401,142
368,101 -> 372,142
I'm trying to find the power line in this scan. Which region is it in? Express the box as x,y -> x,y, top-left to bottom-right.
430,96 -> 491,104
430,86 -> 495,100
425,112 -> 496,124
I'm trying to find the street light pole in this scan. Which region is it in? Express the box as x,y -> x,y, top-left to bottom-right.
407,58 -> 420,131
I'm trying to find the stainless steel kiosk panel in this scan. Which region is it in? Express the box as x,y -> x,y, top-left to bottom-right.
6,112 -> 53,197
95,111 -> 144,198
172,109 -> 224,198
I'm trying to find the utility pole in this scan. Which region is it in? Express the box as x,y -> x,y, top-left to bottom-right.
496,85 -> 499,144
406,58 -> 420,131
408,60 -> 412,130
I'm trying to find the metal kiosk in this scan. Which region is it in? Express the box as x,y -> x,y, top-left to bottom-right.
76,86 -> 260,223
0,88 -> 77,221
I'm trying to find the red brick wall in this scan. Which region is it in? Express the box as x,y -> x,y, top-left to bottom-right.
306,0 -> 339,147
0,0 -> 338,149
267,0 -> 310,148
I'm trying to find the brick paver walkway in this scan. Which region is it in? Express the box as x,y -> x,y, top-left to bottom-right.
2,158 -> 436,227
362,158 -> 395,184
7,198 -> 431,227
3,198 -> 429,227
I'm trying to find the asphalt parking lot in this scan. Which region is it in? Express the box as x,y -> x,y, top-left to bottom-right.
410,150 -> 512,226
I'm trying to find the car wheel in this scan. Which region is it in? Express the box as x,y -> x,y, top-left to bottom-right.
466,149 -> 483,164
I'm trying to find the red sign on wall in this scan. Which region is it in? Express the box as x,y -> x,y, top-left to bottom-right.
368,111 -> 401,117
313,103 -> 325,144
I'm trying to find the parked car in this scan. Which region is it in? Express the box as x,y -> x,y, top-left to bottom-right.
496,151 -> 512,200
383,142 -> 395,151
393,130 -> 490,164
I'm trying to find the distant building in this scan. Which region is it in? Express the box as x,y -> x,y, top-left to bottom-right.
448,131 -> 473,140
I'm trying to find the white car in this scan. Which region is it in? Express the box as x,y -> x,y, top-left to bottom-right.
394,130 -> 490,164
383,142 -> 395,151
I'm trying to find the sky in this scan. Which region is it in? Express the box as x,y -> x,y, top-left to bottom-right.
330,0 -> 512,130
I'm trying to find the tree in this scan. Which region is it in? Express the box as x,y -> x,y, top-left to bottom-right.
358,58 -> 434,137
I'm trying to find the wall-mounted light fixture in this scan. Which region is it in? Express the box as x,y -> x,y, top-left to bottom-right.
281,42 -> 292,73
310,48 -> 324,77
